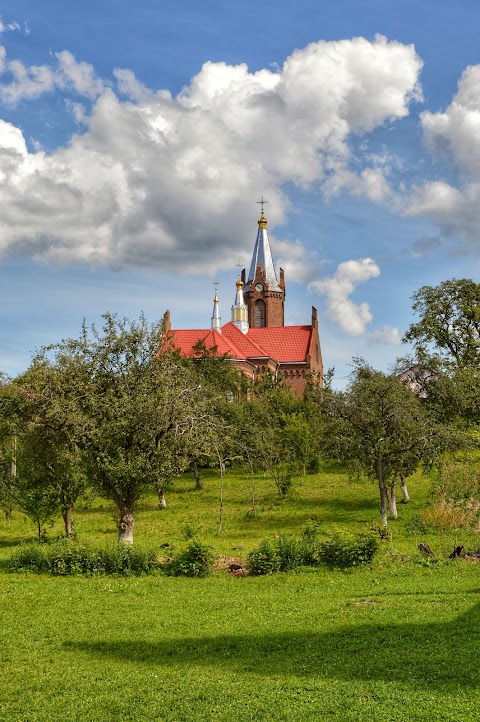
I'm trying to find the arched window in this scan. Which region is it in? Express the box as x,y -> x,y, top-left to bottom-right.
254,299 -> 266,327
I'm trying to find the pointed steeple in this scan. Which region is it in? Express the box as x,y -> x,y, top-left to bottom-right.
242,199 -> 285,328
245,199 -> 281,292
231,277 -> 249,334
211,286 -> 221,333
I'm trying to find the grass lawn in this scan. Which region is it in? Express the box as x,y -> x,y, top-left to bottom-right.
0,465 -> 479,721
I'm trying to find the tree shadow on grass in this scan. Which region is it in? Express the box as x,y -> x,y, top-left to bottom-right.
65,600 -> 480,690
0,537 -> 27,548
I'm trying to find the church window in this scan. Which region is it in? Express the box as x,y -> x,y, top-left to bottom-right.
254,299 -> 266,327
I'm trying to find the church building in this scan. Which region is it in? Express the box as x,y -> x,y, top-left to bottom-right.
161,203 -> 323,396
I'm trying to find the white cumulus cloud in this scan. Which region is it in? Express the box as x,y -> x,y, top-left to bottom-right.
0,46 -> 104,105
309,258 -> 380,335
407,64 -> 480,255
0,35 -> 423,272
368,325 -> 401,345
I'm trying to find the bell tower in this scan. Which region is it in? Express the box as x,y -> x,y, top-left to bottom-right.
242,197 -> 285,328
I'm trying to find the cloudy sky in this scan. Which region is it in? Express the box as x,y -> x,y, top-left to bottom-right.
1,0 -> 480,385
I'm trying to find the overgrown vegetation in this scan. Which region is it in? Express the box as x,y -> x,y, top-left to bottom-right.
247,528 -> 378,574
164,539 -> 214,577
10,539 -> 159,576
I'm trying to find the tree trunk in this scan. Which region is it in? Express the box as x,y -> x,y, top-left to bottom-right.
218,455 -> 225,535
118,503 -> 135,544
388,479 -> 398,519
62,503 -> 75,538
192,460 -> 201,490
156,488 -> 166,509
400,476 -> 410,503
376,456 -> 388,527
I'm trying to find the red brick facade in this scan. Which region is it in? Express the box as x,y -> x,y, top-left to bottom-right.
242,266 -> 285,328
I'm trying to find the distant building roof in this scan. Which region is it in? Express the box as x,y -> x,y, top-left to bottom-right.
163,323 -> 315,365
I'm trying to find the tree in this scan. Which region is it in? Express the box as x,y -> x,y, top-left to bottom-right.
0,434 -> 18,524
246,385 -> 302,496
15,430 -> 60,540
319,363 -> 436,526
13,314 -> 217,543
0,378 -> 18,523
185,339 -> 244,490
404,279 -> 480,368
8,358 -> 91,538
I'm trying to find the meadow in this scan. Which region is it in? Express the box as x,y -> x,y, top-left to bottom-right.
1,465 -> 479,721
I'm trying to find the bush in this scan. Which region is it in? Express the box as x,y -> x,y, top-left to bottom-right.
164,539 -> 214,578
247,531 -> 318,575
318,532 -> 378,568
10,542 -> 51,573
10,540 -> 159,576
246,539 -> 281,575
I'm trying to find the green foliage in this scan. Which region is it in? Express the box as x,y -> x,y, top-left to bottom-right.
317,532 -> 378,568
246,538 -> 281,575
404,278 -> 480,368
180,519 -> 202,540
10,540 -> 159,576
164,539 -> 214,577
9,313 -> 227,544
319,361 -> 439,525
248,527 -> 378,575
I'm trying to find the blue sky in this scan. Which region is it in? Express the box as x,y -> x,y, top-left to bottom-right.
1,1 -> 480,385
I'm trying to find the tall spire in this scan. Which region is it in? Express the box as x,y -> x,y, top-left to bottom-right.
211,283 -> 221,332
245,197 -> 281,291
243,198 -> 286,328
231,277 -> 249,334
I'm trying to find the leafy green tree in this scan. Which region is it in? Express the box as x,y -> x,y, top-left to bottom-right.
186,340 -> 244,489
8,358 -> 92,538
15,429 -> 60,540
0,378 -> 19,523
0,435 -> 18,524
245,390 -> 300,496
13,314 -> 217,543
319,363 -> 436,525
282,410 -> 320,476
404,279 -> 480,368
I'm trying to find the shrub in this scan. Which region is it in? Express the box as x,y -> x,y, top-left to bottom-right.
247,532 -> 318,575
276,536 -> 308,571
318,532 -> 378,568
10,540 -> 159,576
164,539 -> 214,578
247,539 -> 281,575
10,542 -> 51,573
306,455 -> 321,474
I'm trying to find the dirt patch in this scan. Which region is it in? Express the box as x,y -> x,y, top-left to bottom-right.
214,555 -> 248,575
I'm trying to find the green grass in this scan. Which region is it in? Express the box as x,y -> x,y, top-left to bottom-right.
1,465 -> 479,721
1,566 -> 479,721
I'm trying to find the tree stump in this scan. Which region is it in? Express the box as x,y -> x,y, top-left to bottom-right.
418,542 -> 435,558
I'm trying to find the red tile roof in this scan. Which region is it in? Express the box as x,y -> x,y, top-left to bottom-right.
248,326 -> 312,363
165,323 -> 313,364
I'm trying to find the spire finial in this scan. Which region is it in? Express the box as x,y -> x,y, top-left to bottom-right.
257,195 -> 268,215
211,281 -> 221,332
257,195 -> 268,229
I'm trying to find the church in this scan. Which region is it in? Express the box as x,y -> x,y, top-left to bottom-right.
161,203 -> 323,396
